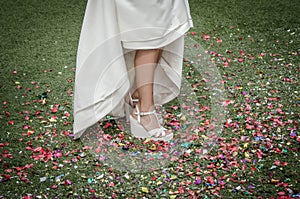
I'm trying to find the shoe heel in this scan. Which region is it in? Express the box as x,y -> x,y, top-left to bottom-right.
125,102 -> 131,122
130,115 -> 149,138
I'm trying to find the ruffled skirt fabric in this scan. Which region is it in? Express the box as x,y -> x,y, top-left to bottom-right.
73,0 -> 193,139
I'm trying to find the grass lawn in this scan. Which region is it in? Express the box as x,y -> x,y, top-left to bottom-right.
0,0 -> 299,198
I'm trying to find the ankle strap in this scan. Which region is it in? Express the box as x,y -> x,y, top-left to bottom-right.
128,93 -> 139,105
134,106 -> 156,123
138,110 -> 156,116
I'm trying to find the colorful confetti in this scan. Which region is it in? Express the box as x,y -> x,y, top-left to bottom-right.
0,0 -> 299,198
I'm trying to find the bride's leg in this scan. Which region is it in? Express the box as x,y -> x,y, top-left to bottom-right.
131,49 -> 162,99
133,49 -> 161,130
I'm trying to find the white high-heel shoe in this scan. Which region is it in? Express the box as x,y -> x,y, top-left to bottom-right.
129,106 -> 173,142
124,93 -> 164,124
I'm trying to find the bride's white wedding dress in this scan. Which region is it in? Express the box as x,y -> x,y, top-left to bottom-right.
73,0 -> 193,139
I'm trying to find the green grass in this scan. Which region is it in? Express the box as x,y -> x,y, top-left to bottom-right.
0,0 -> 299,198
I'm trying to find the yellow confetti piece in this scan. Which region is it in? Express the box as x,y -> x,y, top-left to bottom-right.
170,195 -> 177,199
243,143 -> 249,148
201,135 -> 207,139
244,152 -> 250,158
141,187 -> 148,193
180,115 -> 186,121
157,181 -> 162,185
271,179 -> 280,183
203,170 -> 210,174
170,175 -> 177,180
49,118 -> 57,122
193,129 -> 199,134
149,144 -> 156,151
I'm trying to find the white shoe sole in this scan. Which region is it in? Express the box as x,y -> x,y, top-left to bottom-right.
129,115 -> 173,141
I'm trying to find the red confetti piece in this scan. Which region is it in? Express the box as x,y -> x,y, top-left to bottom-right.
202,33 -> 211,41
108,182 -> 115,187
7,120 -> 14,125
51,107 -> 58,113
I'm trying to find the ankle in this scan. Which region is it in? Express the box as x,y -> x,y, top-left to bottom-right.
138,102 -> 155,112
